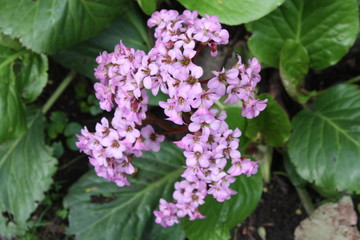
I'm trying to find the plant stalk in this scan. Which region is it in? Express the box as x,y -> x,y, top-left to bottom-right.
346,75 -> 360,84
295,186 -> 315,215
42,70 -> 76,114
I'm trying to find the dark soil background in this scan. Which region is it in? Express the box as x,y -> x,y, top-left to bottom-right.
18,17 -> 360,240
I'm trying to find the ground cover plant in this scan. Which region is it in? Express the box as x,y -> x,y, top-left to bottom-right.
0,0 -> 359,239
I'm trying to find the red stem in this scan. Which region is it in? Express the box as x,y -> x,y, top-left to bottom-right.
160,125 -> 188,135
199,78 -> 210,85
193,43 -> 207,60
144,111 -> 189,135
146,112 -> 173,131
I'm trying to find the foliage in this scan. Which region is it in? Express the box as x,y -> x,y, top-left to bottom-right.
64,142 -> 185,240
247,0 -> 358,100
246,94 -> 291,147
0,0 -> 359,239
0,0 -> 126,54
0,45 -> 47,143
247,0 -> 358,69
0,108 -> 57,237
288,84 -> 360,196
177,0 -> 285,25
183,173 -> 262,240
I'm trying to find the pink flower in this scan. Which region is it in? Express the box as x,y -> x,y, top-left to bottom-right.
78,9 -> 268,228
141,125 -> 165,152
228,158 -> 259,177
242,99 -> 268,119
208,68 -> 239,96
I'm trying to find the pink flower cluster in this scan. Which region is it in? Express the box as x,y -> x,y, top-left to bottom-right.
76,41 -> 165,187
76,9 -> 267,228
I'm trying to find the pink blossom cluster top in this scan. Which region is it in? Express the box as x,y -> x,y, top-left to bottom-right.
76,9 -> 267,228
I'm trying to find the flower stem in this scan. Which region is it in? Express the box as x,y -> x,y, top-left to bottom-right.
295,186 -> 315,215
193,43 -> 207,60
146,112 -> 173,131
160,125 -> 188,134
42,70 -> 76,114
345,75 -> 360,84
214,100 -> 225,109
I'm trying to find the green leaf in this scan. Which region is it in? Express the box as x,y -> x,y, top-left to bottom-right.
183,172 -> 262,240
47,111 -> 68,139
148,90 -> 169,106
53,4 -> 150,80
279,40 -> 309,99
0,32 -> 22,50
223,106 -> 249,150
137,0 -> 157,15
51,141 -> 64,158
64,122 -> 82,137
247,0 -> 359,69
288,84 -> 360,196
283,151 -> 306,187
0,45 -> 49,143
64,142 -> 185,240
16,52 -> 48,103
64,122 -> 82,151
0,0 -> 125,54
177,0 -> 285,25
246,94 -> 291,147
0,47 -> 27,143
0,108 -> 57,237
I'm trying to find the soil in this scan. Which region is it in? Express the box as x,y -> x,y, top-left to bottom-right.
235,166 -> 309,240
12,14 -> 360,240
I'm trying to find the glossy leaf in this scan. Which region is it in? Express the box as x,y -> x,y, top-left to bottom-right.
64,142 -> 185,240
283,151 -> 306,188
247,0 -> 359,69
183,172 -> 262,240
0,108 -> 57,237
288,84 -> 360,195
0,45 -> 48,143
16,52 -> 48,103
53,5 -> 150,80
177,0 -> 285,25
47,111 -> 68,139
224,106 -> 249,150
0,32 -> 22,50
246,94 -> 291,147
0,46 -> 27,143
0,0 -> 124,54
279,40 -> 309,99
64,122 -> 82,151
53,5 -> 162,104
137,0 -> 157,15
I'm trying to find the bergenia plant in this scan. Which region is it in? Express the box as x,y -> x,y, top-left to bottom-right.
76,9 -> 267,227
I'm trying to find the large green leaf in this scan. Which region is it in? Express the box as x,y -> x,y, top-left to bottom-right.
0,108 -> 57,237
52,5 -> 169,106
0,0 -> 124,54
64,142 -> 185,240
137,0 -> 157,15
0,46 -> 27,143
177,0 -> 285,25
288,84 -> 360,196
0,45 -> 48,143
245,94 -> 291,147
247,0 -> 359,69
0,32 -> 22,51
183,172 -> 262,240
53,5 -> 150,80
279,40 -> 309,99
16,52 -> 48,103
223,106 -> 249,151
